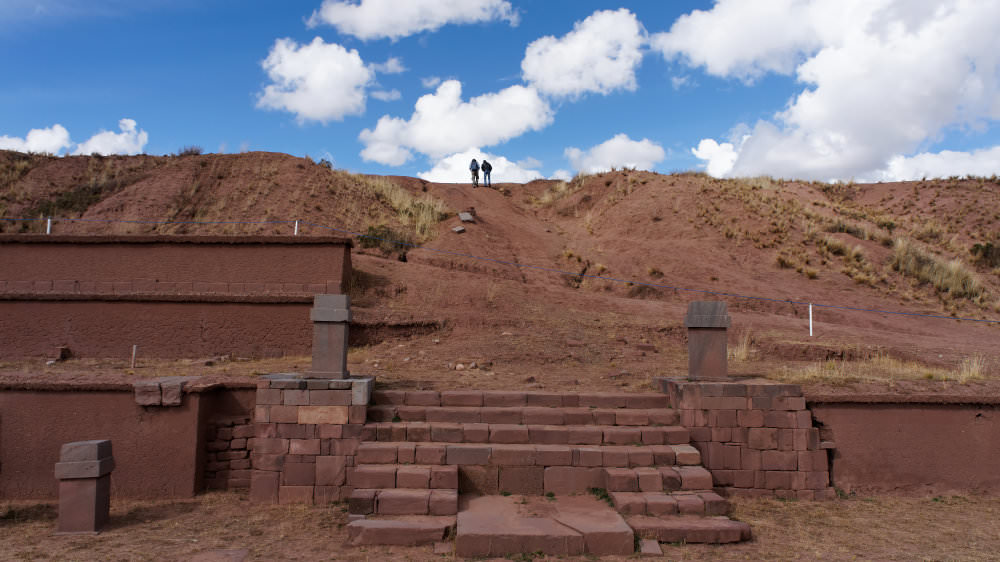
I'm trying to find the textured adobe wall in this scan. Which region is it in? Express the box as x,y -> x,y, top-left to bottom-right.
0,389 -> 201,499
0,235 -> 351,290
0,385 -> 256,500
0,235 -> 351,359
809,400 -> 1000,494
0,300 -> 310,358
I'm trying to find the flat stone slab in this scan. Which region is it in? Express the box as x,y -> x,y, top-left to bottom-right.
639,538 -> 663,556
550,495 -> 635,555
347,516 -> 455,546
627,514 -> 751,544
456,495 -> 584,557
458,212 -> 476,223
456,494 -> 636,557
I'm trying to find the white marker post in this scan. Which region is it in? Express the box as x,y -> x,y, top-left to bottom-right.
130,345 -> 138,369
46,217 -> 52,234
294,220 -> 299,236
809,303 -> 814,337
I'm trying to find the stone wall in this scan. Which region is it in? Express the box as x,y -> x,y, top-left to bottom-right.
0,235 -> 352,359
204,415 -> 254,491
659,378 -> 836,500
809,395 -> 1000,494
0,381 -> 255,499
249,374 -> 374,505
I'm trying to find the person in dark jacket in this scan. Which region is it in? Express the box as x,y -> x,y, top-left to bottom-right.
469,159 -> 479,188
481,160 -> 493,188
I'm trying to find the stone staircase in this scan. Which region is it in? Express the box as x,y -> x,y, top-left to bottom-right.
345,390 -> 751,555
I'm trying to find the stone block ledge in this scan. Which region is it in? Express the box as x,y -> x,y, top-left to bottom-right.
806,393 -> 1000,405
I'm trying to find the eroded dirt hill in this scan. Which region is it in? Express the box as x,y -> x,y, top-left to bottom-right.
2,150 -> 998,388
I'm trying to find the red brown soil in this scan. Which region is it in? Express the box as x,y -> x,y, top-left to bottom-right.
1,151 -> 998,395
2,492 -> 998,561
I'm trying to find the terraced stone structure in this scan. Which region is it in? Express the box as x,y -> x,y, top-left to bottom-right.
357,389 -> 755,555
246,297 -> 832,556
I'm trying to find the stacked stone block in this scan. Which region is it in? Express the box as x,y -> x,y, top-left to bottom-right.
659,378 -> 836,500
204,416 -> 254,491
249,374 -> 374,505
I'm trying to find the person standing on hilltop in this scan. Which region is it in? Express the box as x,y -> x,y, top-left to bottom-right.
481,159 -> 492,188
469,158 -> 479,188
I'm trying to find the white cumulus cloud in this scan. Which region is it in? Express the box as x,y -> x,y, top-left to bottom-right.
359,79 -> 553,165
869,146 -> 1000,182
418,148 -> 543,183
517,156 -> 541,170
565,134 -> 665,174
370,56 -> 406,74
421,76 -> 442,89
73,118 -> 148,155
308,0 -> 518,41
371,89 -> 401,101
550,169 -> 573,181
522,8 -> 645,98
691,138 -> 740,178
662,0 -> 1000,180
257,37 -> 373,124
0,124 -> 72,154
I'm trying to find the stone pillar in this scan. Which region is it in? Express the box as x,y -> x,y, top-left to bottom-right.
55,440 -> 115,534
684,301 -> 731,380
308,294 -> 350,379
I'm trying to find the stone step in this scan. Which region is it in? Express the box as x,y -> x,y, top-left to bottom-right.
372,390 -> 670,410
456,494 -> 635,557
356,442 -> 702,468
367,404 -> 679,426
349,488 -> 459,516
361,421 -> 688,445
602,466 -> 713,493
346,515 -> 455,546
627,514 -> 752,544
610,490 -> 729,517
346,464 -> 458,490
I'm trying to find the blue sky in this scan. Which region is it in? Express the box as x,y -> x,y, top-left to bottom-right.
2,0 -> 999,183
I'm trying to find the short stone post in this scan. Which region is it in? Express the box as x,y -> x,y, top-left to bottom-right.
684,301 -> 732,380
308,294 -> 350,379
55,440 -> 115,534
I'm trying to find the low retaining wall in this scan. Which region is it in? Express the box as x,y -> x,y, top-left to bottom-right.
808,395 -> 1000,495
0,381 -> 254,499
0,235 -> 352,359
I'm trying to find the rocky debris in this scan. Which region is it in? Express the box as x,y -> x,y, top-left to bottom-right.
459,212 -> 476,223
452,226 -> 466,234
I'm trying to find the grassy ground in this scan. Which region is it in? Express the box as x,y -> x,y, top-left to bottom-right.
2,492 -> 999,561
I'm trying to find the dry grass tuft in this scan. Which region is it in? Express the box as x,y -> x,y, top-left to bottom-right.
957,355 -> 986,383
533,173 -> 592,207
891,238 -> 984,299
346,173 -> 450,242
774,353 -> 992,386
729,329 -> 754,362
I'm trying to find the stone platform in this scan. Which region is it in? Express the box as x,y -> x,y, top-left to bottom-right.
456,495 -> 634,557
338,388 -> 762,555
